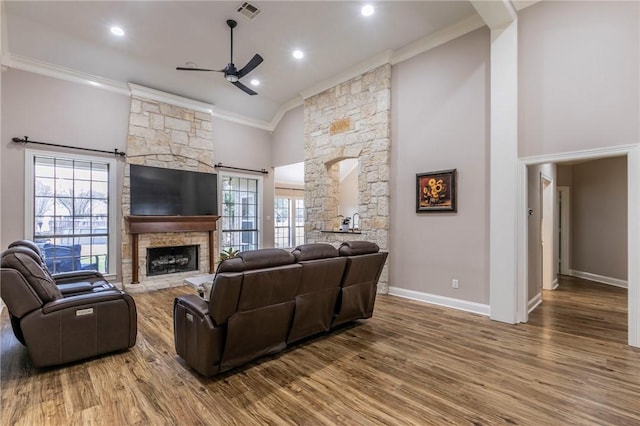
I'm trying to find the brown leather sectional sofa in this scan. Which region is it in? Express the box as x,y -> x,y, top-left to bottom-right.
173,241 -> 387,377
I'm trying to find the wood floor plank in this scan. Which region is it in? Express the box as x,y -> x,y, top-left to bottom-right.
2,275 -> 640,425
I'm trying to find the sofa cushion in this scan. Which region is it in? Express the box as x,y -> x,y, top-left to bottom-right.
338,241 -> 380,256
1,247 -> 63,303
9,240 -> 43,258
217,248 -> 295,273
292,243 -> 338,261
7,241 -> 55,281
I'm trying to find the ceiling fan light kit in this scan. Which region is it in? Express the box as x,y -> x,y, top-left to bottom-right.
176,19 -> 263,95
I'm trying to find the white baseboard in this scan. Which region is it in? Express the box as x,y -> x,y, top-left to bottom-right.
387,287 -> 490,316
528,292 -> 542,313
552,278 -> 559,290
569,270 -> 628,289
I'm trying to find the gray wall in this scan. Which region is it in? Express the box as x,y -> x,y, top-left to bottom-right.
557,165 -> 573,187
1,69 -> 130,258
212,118 -> 274,248
518,1 -> 639,157
570,157 -> 628,280
390,27 -> 490,304
271,105 -> 304,168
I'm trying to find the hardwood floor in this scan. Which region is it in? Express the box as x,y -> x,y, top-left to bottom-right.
2,278 -> 639,425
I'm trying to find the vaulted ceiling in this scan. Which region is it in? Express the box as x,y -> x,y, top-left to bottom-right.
3,1 -> 485,127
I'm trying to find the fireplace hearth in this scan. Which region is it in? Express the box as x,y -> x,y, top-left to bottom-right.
147,245 -> 198,277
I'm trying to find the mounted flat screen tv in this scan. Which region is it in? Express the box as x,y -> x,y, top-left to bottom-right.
130,164 -> 218,216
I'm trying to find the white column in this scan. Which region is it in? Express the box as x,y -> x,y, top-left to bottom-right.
471,1 -> 519,323
628,146 -> 640,347
489,21 -> 519,323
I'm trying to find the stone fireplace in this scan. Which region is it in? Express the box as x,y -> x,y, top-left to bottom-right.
147,244 -> 198,277
121,86 -> 217,292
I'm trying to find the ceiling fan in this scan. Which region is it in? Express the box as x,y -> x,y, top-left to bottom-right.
176,19 -> 263,95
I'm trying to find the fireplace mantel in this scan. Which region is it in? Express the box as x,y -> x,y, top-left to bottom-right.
125,215 -> 220,283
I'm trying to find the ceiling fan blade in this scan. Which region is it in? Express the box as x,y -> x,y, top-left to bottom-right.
176,67 -> 223,72
231,80 -> 258,96
237,54 -> 263,79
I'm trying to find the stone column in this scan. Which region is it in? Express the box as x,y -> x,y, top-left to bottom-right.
303,64 -> 391,292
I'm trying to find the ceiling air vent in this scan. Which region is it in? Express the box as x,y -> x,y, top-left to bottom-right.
236,2 -> 261,20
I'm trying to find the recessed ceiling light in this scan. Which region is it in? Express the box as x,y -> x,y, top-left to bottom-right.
292,50 -> 304,59
110,26 -> 125,37
250,79 -> 260,86
361,5 -> 374,17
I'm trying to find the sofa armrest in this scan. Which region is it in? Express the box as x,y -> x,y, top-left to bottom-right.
173,295 -> 224,376
57,282 -> 94,295
42,291 -> 129,314
53,270 -> 104,284
174,294 -> 210,320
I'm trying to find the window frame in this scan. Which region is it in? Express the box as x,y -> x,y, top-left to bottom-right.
24,148 -> 118,279
218,171 -> 263,253
274,195 -> 305,249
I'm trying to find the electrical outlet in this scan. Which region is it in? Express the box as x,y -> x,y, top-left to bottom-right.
452,279 -> 459,289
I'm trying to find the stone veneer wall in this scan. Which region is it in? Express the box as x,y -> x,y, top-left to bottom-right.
304,64 -> 391,292
121,96 -> 216,291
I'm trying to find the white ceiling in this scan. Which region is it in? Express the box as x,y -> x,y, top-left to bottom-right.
274,161 -> 304,186
2,1 -> 480,124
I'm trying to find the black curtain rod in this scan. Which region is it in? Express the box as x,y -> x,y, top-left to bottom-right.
276,187 -> 305,191
12,136 -> 126,158
214,162 -> 269,175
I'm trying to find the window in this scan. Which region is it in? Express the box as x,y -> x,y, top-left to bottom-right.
274,197 -> 305,249
220,175 -> 260,252
25,150 -> 117,275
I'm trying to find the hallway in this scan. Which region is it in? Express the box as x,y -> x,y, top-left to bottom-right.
529,275 -> 628,344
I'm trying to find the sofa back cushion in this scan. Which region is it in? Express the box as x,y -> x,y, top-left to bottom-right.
237,264 -> 302,311
6,242 -> 55,281
217,248 -> 295,273
287,256 -> 347,343
1,247 -> 62,304
332,251 -> 388,328
338,241 -> 380,256
208,272 -> 243,326
292,243 -> 338,261
221,263 -> 302,371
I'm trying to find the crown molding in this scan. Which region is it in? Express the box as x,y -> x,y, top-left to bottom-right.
128,83 -> 214,115
268,96 -> 304,130
211,107 -> 272,131
513,1 -> 541,11
300,49 -> 393,100
2,53 -> 130,96
391,14 -> 486,65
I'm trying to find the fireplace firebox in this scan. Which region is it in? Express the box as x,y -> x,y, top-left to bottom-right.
147,245 -> 198,277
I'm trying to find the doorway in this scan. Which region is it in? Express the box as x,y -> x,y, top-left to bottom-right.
540,174 -> 555,290
517,145 -> 639,348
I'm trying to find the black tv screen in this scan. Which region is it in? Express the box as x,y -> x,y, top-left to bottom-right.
130,165 -> 218,216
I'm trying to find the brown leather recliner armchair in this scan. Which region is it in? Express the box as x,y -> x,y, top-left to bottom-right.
8,240 -> 115,295
1,246 -> 137,368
